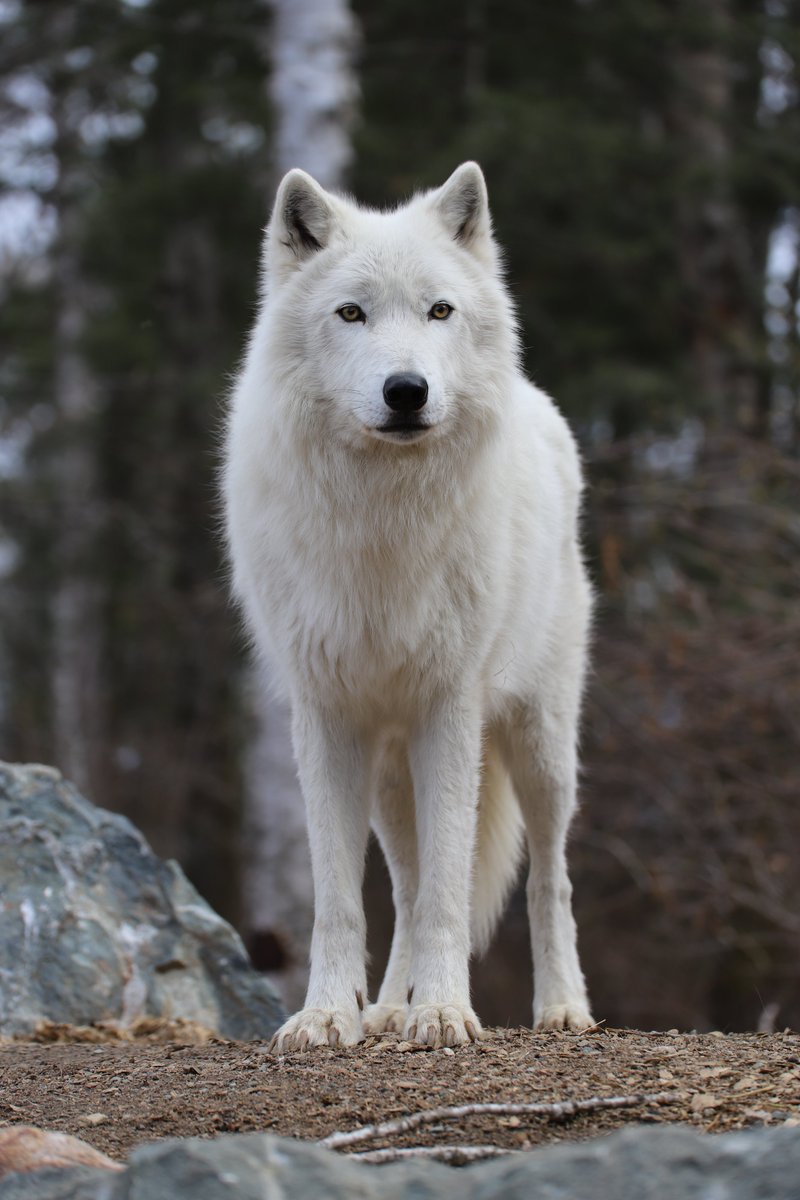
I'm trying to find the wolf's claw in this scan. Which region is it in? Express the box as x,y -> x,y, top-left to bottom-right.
269,1007 -> 363,1053
404,1004 -> 483,1048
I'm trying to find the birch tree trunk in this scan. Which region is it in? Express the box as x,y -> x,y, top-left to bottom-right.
268,0 -> 359,186
243,0 -> 359,1008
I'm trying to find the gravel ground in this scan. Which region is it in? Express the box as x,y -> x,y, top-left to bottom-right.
1,1024 -> 798,1163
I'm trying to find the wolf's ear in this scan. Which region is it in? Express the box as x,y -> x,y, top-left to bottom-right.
430,162 -> 491,253
263,169 -> 336,285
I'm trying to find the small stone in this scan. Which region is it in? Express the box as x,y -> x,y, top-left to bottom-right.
734,1076 -> 759,1091
78,1113 -> 109,1127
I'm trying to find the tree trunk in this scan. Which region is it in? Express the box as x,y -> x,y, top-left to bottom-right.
268,0 -> 359,186
243,0 -> 359,1007
49,18 -> 105,797
670,0 -> 768,432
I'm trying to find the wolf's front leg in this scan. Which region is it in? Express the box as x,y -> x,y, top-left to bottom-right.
405,699 -> 483,1048
269,706 -> 370,1052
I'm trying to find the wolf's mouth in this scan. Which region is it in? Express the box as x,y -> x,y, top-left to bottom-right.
375,420 -> 431,439
374,422 -> 431,441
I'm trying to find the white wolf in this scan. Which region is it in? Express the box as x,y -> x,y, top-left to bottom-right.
224,162 -> 593,1050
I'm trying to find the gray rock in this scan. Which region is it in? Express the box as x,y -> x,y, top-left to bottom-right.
2,1127 -> 800,1200
0,762 -> 284,1040
0,1166 -> 111,1200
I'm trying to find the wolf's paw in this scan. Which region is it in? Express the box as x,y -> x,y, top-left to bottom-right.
404,1003 -> 483,1048
534,1001 -> 595,1032
268,1006 -> 363,1053
363,1003 -> 407,1036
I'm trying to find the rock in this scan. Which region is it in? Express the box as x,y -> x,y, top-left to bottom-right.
0,1128 -> 122,1180
0,1167 -> 109,1200
0,762 -> 285,1040
3,1126 -> 800,1199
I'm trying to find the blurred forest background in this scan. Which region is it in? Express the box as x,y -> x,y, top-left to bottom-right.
1,0 -> 799,1033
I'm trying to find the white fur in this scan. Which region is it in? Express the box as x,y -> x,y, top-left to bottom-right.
223,162 -> 593,1049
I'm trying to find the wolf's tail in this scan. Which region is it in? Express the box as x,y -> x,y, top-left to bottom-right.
471,739 -> 526,956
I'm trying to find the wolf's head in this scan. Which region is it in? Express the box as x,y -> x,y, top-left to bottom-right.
258,164 -> 520,450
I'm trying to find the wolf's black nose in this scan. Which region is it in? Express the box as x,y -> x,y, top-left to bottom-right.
383,373 -> 428,412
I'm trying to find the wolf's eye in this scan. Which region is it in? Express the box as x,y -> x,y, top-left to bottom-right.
428,302 -> 453,321
337,304 -> 365,323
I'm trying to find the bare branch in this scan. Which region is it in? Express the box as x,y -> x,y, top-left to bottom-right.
320,1091 -> 683,1151
351,1143 -> 512,1164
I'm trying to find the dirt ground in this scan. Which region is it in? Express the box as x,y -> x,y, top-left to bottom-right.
1,1024 -> 798,1164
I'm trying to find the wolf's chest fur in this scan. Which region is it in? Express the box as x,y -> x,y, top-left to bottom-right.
272,470 -> 496,713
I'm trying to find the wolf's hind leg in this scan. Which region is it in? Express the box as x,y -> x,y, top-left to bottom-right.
364,738 -> 417,1036
501,699 -> 593,1032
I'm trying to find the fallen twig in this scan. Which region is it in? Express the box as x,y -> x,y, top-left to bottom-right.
320,1090 -> 683,1151
351,1143 -> 512,1164
578,1017 -> 607,1034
